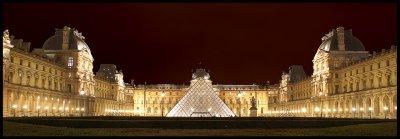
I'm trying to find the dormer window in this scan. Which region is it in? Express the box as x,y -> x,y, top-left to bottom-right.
67,57 -> 73,67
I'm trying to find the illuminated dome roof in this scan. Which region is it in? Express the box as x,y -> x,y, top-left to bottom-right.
192,69 -> 210,80
319,27 -> 365,51
42,26 -> 90,51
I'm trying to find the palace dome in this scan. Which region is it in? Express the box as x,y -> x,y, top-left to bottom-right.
42,26 -> 90,51
319,27 -> 365,52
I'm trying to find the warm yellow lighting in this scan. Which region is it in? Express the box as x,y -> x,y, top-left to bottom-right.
23,105 -> 28,109
45,106 -> 49,110
360,108 -> 364,111
37,106 -> 41,109
315,107 -> 320,112
368,107 -> 373,111
384,106 -> 388,111
352,108 -> 356,112
301,108 -> 306,113
12,104 -> 17,109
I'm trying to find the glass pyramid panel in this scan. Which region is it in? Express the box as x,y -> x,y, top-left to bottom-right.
166,78 -> 235,117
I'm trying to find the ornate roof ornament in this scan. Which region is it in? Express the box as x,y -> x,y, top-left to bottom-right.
73,30 -> 85,40
3,29 -> 11,44
321,30 -> 334,41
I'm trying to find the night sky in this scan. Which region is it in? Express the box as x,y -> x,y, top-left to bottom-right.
3,3 -> 397,85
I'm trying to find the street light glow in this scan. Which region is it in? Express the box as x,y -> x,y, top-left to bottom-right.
384,106 -> 388,111
352,108 -> 356,112
12,104 -> 17,109
368,107 -> 373,111
301,108 -> 306,113
360,107 -> 364,111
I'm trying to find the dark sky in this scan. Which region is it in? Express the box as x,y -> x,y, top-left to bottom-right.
3,3 -> 397,85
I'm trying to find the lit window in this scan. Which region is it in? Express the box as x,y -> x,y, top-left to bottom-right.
68,57 -> 74,67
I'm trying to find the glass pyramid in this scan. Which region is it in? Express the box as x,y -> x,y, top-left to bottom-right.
166,77 -> 236,117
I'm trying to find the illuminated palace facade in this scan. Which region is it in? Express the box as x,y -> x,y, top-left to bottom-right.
2,26 -> 397,119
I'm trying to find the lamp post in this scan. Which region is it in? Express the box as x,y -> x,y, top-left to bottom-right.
161,91 -> 165,117
45,106 -> 49,117
360,108 -> 364,119
368,107 -> 372,119
352,108 -> 356,118
59,107 -> 62,117
383,106 -> 388,119
37,106 -> 40,117
238,90 -> 242,117
314,107 -> 320,117
12,105 -> 17,117
319,92 -> 323,118
81,108 -> 84,117
52,107 -> 56,116
23,105 -> 27,117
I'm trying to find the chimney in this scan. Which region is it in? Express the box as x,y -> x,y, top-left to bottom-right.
62,26 -> 70,50
336,26 -> 345,51
131,79 -> 135,87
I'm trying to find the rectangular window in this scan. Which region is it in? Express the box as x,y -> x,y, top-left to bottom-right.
350,83 -> 353,92
386,60 -> 390,66
356,82 -> 359,91
68,84 -> 72,92
28,62 -> 31,67
363,67 -> 365,72
370,65 -> 373,71
68,57 -> 74,67
387,75 -> 391,86
370,79 -> 374,89
378,63 -> 380,69
35,77 -> 38,87
335,74 -> 338,78
20,59 -> 23,65
36,64 -> 39,70
378,77 -> 382,87
26,76 -> 30,86
363,80 -> 367,90
335,85 -> 339,94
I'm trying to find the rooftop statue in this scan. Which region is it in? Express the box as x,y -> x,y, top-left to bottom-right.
3,29 -> 10,44
251,96 -> 256,108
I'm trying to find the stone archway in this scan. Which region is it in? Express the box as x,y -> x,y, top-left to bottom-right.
373,97 -> 380,117
383,95 -> 390,110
